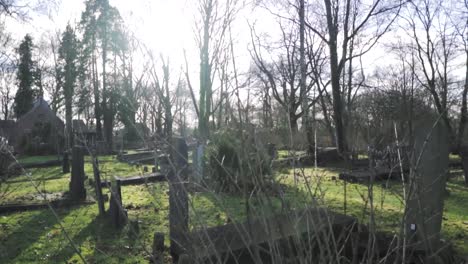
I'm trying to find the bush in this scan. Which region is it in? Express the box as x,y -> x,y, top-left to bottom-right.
0,138 -> 15,178
205,129 -> 272,193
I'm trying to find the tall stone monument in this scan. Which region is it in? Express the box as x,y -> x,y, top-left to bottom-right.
405,117 -> 449,262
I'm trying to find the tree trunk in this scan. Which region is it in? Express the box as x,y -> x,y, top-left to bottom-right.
66,95 -> 73,149
289,111 -> 299,134
101,18 -> 112,153
324,0 -> 347,156
459,51 -> 468,186
93,54 -> 102,140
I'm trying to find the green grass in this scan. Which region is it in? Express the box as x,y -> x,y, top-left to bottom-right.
275,166 -> 468,254
17,155 -> 61,164
1,158 -> 467,263
1,156 -> 148,204
277,150 -> 306,159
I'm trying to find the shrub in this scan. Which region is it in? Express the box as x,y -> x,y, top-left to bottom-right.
205,129 -> 272,193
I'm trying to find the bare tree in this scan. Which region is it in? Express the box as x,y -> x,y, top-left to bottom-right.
250,22 -> 304,133
185,0 -> 241,142
404,0 -> 467,154
0,63 -> 14,120
306,0 -> 403,156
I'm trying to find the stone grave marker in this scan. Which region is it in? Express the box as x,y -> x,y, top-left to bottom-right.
108,178 -> 127,228
70,146 -> 86,200
405,117 -> 449,261
192,143 -> 204,183
169,137 -> 189,259
92,155 -> 105,216
158,154 -> 171,175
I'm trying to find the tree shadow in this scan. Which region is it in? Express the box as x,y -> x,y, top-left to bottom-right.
48,215 -> 108,263
0,208 -> 73,263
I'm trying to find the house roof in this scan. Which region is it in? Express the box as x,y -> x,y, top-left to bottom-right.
17,97 -> 64,128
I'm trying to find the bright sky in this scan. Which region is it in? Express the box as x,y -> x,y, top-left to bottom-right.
4,0 -> 279,87
7,0 -> 195,61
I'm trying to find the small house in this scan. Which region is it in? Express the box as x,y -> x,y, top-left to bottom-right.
15,98 -> 65,154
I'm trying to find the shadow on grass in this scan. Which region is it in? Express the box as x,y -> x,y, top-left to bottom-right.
49,215 -> 115,263
0,208 -> 72,263
6,167 -> 67,184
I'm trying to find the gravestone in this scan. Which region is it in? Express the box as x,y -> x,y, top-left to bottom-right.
159,154 -> 171,175
169,137 -> 189,259
154,149 -> 159,172
405,117 -> 449,261
108,178 -> 127,228
192,143 -> 204,183
62,151 -> 70,173
92,155 -> 105,216
70,146 -> 86,200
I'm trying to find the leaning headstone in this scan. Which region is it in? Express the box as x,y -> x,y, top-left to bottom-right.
70,146 -> 86,200
108,178 -> 127,228
169,137 -> 189,259
62,151 -> 70,173
405,117 -> 449,262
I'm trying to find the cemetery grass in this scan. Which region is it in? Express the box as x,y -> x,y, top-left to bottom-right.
17,155 -> 60,164
0,157 -> 467,262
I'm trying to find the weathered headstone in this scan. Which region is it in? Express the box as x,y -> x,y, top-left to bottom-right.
92,155 -> 105,216
108,178 -> 127,228
70,146 -> 86,200
62,151 -> 70,173
169,137 -> 189,259
159,154 -> 171,175
152,232 -> 165,264
154,149 -> 159,172
405,117 -> 449,261
192,143 -> 204,183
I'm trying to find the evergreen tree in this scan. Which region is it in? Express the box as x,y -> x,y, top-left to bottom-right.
59,24 -> 78,149
14,34 -> 36,118
79,0 -> 127,152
